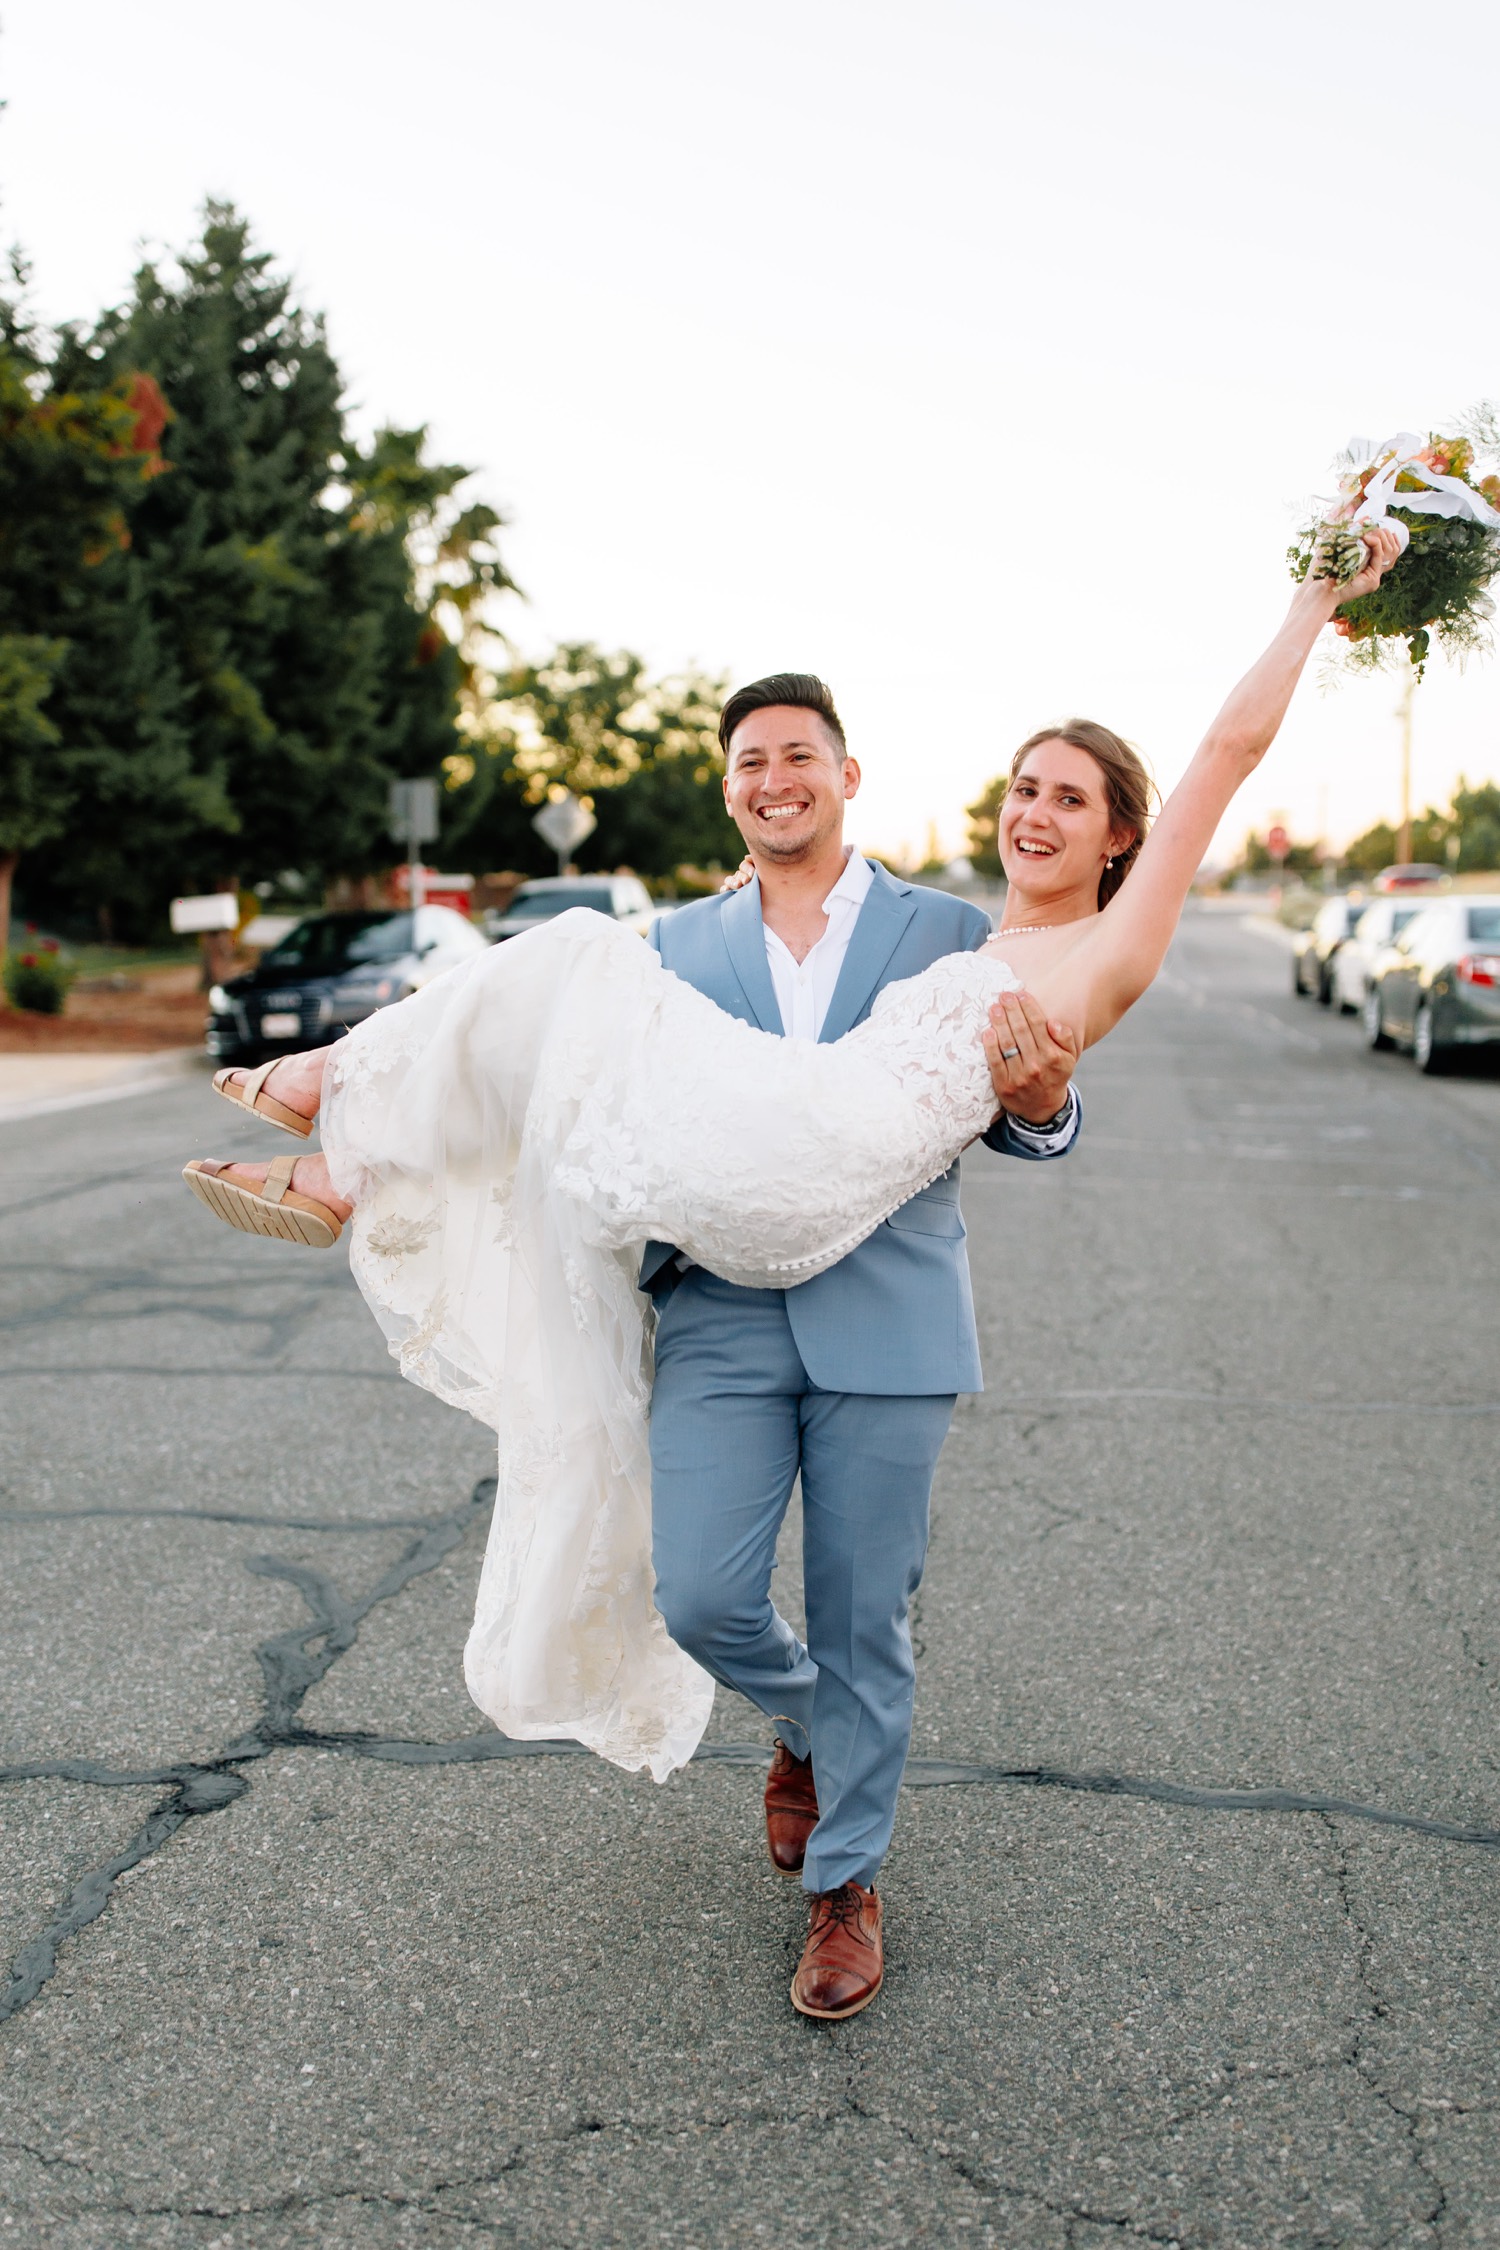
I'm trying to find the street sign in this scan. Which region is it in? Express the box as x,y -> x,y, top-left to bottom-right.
389,779 -> 440,911
388,778 -> 439,846
532,792 -> 596,858
170,892 -> 239,934
1267,824 -> 1290,861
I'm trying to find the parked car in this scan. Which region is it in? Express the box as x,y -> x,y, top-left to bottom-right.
1329,898 -> 1427,1014
206,905 -> 489,1063
1362,896 -> 1500,1072
483,874 -> 656,941
1372,863 -> 1449,893
1292,896 -> 1368,1003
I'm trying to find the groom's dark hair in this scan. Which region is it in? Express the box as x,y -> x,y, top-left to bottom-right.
718,673 -> 847,760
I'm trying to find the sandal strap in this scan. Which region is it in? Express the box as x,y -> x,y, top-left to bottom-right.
239,1058 -> 283,1109
263,1153 -> 298,1207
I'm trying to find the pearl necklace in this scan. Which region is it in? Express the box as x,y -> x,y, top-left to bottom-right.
996,923 -> 1060,934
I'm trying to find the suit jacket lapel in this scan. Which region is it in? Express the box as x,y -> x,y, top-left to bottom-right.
717,876 -> 784,1034
819,863 -> 918,1044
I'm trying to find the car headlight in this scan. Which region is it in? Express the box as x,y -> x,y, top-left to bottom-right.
208,985 -> 233,1014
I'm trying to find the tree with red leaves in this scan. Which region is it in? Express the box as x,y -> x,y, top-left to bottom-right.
0,262 -> 168,958
15,205 -> 514,943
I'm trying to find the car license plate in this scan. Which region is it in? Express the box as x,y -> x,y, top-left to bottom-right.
259,1011 -> 301,1038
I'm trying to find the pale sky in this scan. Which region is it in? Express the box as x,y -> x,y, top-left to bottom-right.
5,0 -> 1500,863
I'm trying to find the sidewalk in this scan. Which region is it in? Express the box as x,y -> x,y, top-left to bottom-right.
0,1046 -> 205,1124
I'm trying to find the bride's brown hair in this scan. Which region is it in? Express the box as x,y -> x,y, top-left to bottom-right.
1007,719 -> 1156,910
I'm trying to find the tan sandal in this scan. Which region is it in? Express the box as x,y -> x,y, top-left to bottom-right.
182,1155 -> 344,1249
212,1059 -> 313,1138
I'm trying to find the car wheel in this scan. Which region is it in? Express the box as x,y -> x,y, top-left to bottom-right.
1363,988 -> 1393,1051
1413,1002 -> 1451,1075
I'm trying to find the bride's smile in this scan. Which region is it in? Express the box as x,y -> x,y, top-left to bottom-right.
999,737 -> 1135,918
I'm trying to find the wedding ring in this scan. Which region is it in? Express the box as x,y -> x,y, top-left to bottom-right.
999,1045 -> 1021,1061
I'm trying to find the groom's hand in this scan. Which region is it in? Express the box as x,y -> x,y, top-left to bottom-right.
983,990 -> 1079,1125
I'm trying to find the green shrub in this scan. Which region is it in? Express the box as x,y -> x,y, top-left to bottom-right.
3,941 -> 75,1015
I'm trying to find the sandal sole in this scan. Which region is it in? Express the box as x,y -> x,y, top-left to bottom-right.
182,1163 -> 342,1249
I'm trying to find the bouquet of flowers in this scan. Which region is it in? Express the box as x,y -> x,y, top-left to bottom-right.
1289,412 -> 1500,675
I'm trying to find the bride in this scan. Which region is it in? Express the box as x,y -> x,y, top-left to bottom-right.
183,531 -> 1399,1778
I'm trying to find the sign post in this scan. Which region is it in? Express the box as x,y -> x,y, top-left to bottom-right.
388,779 -> 439,914
531,790 -> 597,877
1266,822 -> 1289,908
170,891 -> 242,991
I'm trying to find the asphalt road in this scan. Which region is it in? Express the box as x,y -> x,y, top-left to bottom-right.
2,905 -> 1498,2249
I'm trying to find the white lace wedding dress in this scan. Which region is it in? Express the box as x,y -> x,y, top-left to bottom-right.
320,911 -> 1022,1780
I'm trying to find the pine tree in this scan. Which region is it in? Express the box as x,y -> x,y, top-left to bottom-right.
0,262 -> 166,953
24,205 -> 512,937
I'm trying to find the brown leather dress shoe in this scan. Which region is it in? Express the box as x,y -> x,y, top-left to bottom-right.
790,1881 -> 883,2019
764,1742 -> 819,1876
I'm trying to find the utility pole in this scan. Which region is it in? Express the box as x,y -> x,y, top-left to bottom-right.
1397,669 -> 1415,866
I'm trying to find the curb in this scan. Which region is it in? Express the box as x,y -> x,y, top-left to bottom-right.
0,1046 -> 208,1125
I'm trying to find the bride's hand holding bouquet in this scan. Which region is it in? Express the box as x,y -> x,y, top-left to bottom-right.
1291,418 -> 1500,674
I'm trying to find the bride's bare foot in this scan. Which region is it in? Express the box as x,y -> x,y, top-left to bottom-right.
204,1152 -> 354,1224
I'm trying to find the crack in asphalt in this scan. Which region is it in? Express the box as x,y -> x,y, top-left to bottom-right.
18,2115 -> 1098,2242
0,1482 -> 495,2023
839,2078 -> 1187,2247
1320,1812 -> 1451,2241
6,1478 -> 1500,2039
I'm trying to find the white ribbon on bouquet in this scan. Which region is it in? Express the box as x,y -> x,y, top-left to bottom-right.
1326,432 -> 1500,559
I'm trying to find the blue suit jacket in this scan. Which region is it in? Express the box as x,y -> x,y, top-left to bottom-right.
639,862 -> 1080,1396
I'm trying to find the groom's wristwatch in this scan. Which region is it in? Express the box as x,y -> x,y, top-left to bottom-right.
1003,1093 -> 1075,1134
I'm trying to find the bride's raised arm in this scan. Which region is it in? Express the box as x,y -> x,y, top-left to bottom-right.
1024,526 -> 1403,1048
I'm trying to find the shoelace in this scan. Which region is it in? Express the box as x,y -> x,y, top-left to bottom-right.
810,1883 -> 869,1940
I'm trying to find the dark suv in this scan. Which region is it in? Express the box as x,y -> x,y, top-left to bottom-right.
206,906 -> 489,1064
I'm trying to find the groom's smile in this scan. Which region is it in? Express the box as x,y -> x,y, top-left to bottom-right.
722,703 -> 860,869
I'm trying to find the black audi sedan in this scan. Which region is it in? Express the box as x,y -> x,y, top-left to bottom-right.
1363,895 -> 1500,1072
205,906 -> 489,1065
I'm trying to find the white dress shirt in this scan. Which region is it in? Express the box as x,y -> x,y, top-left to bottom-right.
759,851 -> 1077,1152
762,847 -> 873,1041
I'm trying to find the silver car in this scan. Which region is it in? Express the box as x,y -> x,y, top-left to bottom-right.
1292,895 -> 1367,1003
1330,898 -> 1427,1014
484,875 -> 657,941
1363,896 -> 1500,1072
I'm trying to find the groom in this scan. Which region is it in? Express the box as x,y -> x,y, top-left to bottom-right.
643,674 -> 1081,2018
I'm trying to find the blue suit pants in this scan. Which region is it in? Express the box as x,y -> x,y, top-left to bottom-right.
648,1269 -> 955,1893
